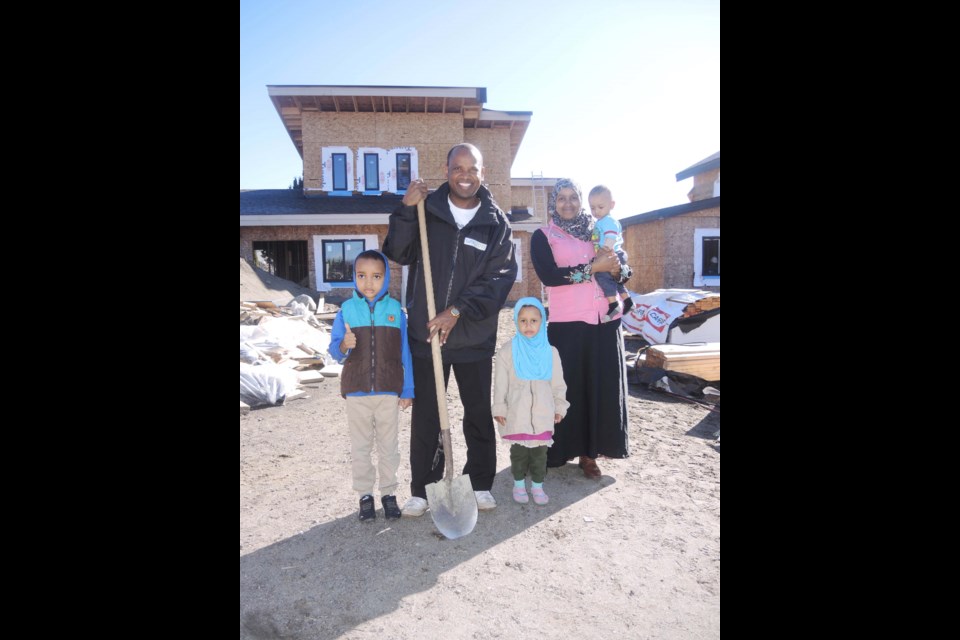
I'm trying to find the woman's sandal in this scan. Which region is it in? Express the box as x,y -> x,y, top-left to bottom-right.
579,456 -> 602,479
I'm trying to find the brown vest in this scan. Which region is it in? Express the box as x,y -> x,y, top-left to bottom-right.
340,325 -> 404,397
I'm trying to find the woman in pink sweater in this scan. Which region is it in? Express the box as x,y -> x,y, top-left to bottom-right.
530,178 -> 631,478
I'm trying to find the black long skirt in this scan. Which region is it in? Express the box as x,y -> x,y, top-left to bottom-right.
546,319 -> 630,467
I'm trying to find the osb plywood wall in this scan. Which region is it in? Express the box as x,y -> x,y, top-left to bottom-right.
662,208 -> 719,289
241,223 -> 537,304
303,112 -> 461,192
688,168 -> 720,202
509,231 -> 540,303
464,128 -> 512,210
300,112 -> 513,211
241,224 -> 397,297
621,206 -> 720,294
622,219 -> 666,296
510,186 -> 549,223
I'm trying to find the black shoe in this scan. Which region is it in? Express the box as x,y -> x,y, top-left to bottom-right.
381,495 -> 401,519
359,495 -> 376,522
622,297 -> 634,314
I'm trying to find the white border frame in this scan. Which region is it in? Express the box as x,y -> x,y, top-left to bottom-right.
312,234 -> 379,288
321,146 -> 354,192
693,227 -> 720,287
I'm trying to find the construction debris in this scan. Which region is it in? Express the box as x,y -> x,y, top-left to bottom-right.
240,293 -> 339,408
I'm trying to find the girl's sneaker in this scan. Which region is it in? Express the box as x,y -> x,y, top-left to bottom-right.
531,486 -> 549,505
512,485 -> 529,504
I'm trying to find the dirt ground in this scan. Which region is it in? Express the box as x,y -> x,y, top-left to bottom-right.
240,309 -> 720,640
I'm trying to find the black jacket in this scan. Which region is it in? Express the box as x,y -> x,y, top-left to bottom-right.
382,183 -> 518,362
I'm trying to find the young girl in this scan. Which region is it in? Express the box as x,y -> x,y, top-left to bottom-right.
492,297 -> 569,505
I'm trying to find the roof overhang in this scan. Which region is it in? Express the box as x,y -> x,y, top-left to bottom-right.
267,85 -> 530,164
470,109 -> 531,165
268,85 -> 487,159
620,196 -> 720,227
241,214 -> 391,226
268,85 -> 486,100
676,152 -> 720,181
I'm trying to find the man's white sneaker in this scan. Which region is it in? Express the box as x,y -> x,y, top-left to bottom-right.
474,491 -> 497,511
401,496 -> 428,517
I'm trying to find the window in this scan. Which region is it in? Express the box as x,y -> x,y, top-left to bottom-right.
322,146 -> 354,194
332,153 -> 348,191
693,228 -> 720,287
322,147 -> 416,194
702,237 -> 720,276
313,234 -> 379,288
387,147 -> 418,193
357,148 -> 386,193
396,153 -> 411,190
364,154 -> 380,191
252,241 -> 310,287
322,239 -> 365,284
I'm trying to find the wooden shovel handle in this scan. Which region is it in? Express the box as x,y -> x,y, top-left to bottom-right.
416,200 -> 456,480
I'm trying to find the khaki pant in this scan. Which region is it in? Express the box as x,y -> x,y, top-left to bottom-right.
345,395 -> 401,497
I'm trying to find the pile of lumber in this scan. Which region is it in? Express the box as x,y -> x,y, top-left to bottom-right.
643,342 -> 720,381
681,295 -> 720,318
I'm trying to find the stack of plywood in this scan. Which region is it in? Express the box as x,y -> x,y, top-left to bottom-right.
643,342 -> 720,381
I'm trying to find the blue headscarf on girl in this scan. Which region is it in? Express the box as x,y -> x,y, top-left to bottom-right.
511,297 -> 552,380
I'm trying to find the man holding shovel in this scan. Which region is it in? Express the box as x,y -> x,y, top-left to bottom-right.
383,143 -> 518,517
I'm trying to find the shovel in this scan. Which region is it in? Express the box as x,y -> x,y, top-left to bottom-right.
417,200 -> 478,540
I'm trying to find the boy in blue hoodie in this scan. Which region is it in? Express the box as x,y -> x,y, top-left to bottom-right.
329,250 -> 414,522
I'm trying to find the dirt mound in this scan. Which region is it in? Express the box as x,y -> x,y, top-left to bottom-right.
240,258 -> 322,304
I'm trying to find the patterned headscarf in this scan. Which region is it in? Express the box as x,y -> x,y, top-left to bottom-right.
548,178 -> 595,242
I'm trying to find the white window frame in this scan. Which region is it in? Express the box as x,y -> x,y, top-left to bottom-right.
312,234 -> 379,288
693,228 -> 720,287
356,147 -> 387,194
321,146 -> 354,194
387,147 -> 419,194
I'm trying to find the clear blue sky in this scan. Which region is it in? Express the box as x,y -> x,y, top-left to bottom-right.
240,0 -> 719,218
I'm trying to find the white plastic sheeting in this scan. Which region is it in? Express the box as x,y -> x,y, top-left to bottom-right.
621,289 -> 719,345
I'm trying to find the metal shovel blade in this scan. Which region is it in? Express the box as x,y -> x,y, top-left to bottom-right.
425,475 -> 478,540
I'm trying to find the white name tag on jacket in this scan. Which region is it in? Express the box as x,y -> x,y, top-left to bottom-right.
464,237 -> 487,251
